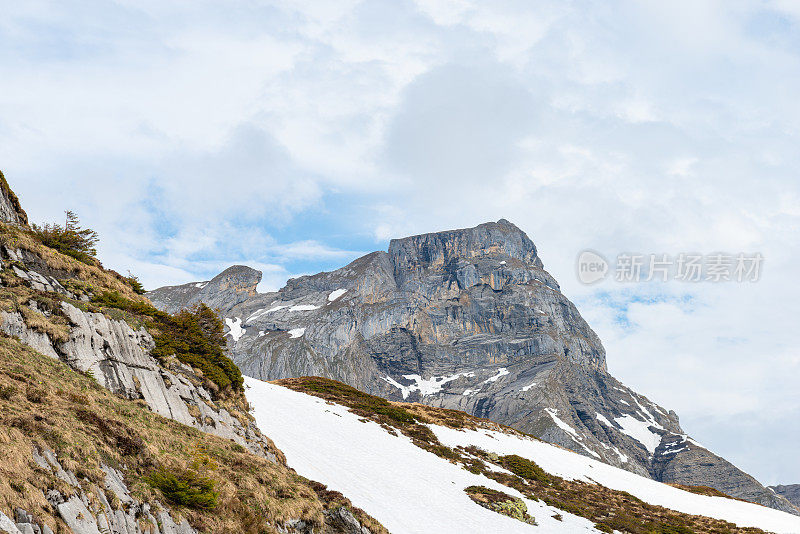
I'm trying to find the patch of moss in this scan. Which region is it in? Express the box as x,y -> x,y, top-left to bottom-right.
146,469 -> 219,510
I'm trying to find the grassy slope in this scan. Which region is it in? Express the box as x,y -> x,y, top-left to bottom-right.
0,337 -> 387,533
276,376 -> 769,534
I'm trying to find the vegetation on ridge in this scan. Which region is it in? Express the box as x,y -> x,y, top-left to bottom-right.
30,210 -> 99,265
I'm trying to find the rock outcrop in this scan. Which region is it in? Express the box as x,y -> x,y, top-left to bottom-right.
0,171 -> 28,226
771,485 -> 800,509
2,445 -> 198,534
0,243 -> 277,462
149,219 -> 798,515
147,265 -> 261,315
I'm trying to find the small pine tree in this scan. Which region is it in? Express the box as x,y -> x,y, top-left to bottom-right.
31,210 -> 100,264
126,271 -> 146,295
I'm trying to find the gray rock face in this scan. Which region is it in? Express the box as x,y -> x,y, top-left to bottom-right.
21,445 -> 199,534
0,171 -> 28,226
771,484 -> 800,508
147,265 -> 261,314
0,246 -> 277,462
149,219 -> 798,515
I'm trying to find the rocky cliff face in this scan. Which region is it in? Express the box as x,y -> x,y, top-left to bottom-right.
0,245 -> 277,461
771,485 -> 800,509
0,171 -> 28,226
149,219 -> 798,515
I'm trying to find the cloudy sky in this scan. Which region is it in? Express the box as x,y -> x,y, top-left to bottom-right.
2,0 -> 799,484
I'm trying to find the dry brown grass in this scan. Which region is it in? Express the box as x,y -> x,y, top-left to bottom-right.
0,222 -> 144,301
17,304 -> 70,343
0,337 -> 387,533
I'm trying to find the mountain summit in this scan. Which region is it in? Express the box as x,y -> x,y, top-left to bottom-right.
148,220 -> 796,515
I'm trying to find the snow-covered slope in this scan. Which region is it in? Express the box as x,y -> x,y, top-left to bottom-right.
245,377 -> 800,534
433,427 -> 800,533
246,377 -> 597,534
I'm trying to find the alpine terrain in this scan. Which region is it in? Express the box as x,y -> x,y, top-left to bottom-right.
3,171 -> 799,534
150,219 -> 799,516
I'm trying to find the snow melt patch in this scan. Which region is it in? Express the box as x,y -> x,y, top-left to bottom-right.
595,413 -> 612,427
484,367 -> 509,383
289,304 -> 320,312
225,318 -> 245,342
288,328 -> 306,338
246,378 -> 600,534
546,409 -> 600,459
614,414 -> 662,455
430,425 -> 800,534
388,372 -> 475,397
381,376 -> 415,400
327,289 -> 347,302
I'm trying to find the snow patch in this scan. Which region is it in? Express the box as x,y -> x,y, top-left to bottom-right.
499,260 -> 506,265
247,304 -> 289,321
288,328 -> 306,338
614,414 -> 662,455
194,282 -> 208,288
545,409 -> 580,440
462,388 -> 478,396
383,372 -> 476,398
521,382 -> 536,392
225,318 -> 245,342
289,304 -> 320,312
382,376 -> 415,400
327,289 -> 347,302
595,413 -> 612,427
484,368 -> 509,383
546,409 -> 600,459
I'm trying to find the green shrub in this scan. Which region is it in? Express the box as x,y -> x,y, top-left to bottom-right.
146,469 -> 219,509
500,454 -> 551,485
92,291 -> 164,318
151,304 -> 243,394
30,211 -> 99,265
126,273 -> 146,295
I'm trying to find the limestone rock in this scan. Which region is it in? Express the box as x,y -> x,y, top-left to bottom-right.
147,264 -> 261,314
771,484 -> 800,508
0,171 -> 28,226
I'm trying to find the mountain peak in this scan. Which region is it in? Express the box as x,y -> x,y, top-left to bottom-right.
388,219 -> 543,274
